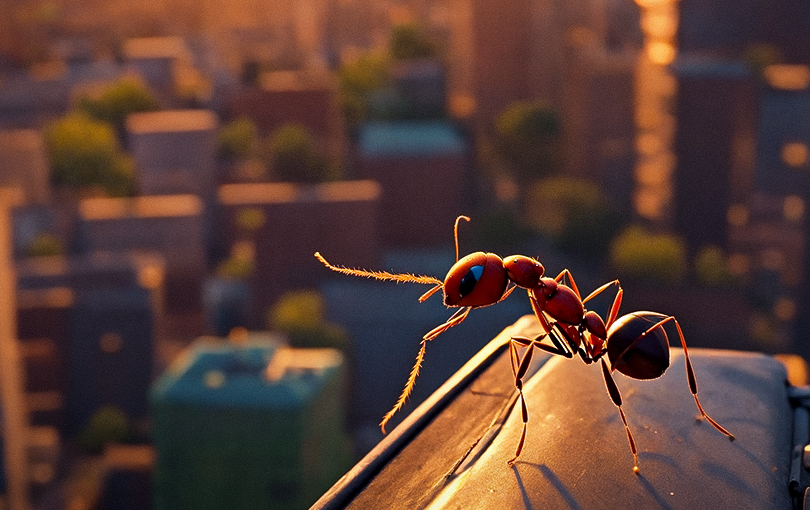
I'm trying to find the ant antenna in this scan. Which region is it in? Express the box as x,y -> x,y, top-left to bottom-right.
454,215 -> 470,262
315,252 -> 443,302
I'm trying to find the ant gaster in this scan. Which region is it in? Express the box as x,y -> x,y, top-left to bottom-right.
315,216 -> 734,473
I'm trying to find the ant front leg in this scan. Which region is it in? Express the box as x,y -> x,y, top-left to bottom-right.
507,329 -> 576,466
600,358 -> 640,473
423,306 -> 471,341
583,279 -> 623,330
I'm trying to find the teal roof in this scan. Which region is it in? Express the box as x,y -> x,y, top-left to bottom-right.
358,121 -> 467,158
151,335 -> 342,410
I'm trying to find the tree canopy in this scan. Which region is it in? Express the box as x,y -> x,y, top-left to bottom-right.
217,117 -> 257,160
265,124 -> 332,183
389,23 -> 438,61
495,100 -> 562,183
44,113 -> 136,196
74,75 -> 159,130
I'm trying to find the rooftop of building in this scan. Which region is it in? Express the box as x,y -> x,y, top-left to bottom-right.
151,334 -> 343,409
126,109 -> 217,135
358,121 -> 467,158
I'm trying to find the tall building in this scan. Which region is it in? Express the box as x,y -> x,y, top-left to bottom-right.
218,180 -> 381,319
672,56 -> 757,253
355,121 -> 470,247
0,130 -> 50,205
127,110 -> 218,201
0,188 -> 29,510
469,0 -> 533,129
151,334 -> 351,510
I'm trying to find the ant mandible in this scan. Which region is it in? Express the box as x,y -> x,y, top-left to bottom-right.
314,215 -> 734,473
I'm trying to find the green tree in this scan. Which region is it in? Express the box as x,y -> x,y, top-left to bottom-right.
24,233 -> 63,257
389,23 -> 437,61
337,51 -> 390,128
75,76 -> 159,130
695,245 -> 738,288
268,290 -> 349,351
265,124 -> 332,183
44,113 -> 136,196
78,406 -> 130,454
610,225 -> 687,285
526,177 -> 624,259
495,101 -> 562,185
217,117 -> 257,160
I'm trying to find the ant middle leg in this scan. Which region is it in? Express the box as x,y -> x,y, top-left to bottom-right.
600,358 -> 640,473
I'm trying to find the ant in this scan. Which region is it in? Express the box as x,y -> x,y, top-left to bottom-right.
314,215 -> 734,473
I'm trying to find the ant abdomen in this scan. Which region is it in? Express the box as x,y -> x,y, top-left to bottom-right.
607,311 -> 671,380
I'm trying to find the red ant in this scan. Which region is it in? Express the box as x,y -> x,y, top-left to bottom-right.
314,215 -> 734,473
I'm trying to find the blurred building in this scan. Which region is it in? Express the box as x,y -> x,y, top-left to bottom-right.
78,195 -> 205,315
151,333 -> 350,510
678,0 -> 810,64
355,121 -> 470,247
226,70 -> 344,164
123,37 -> 190,100
469,0 -> 533,129
15,252 -> 166,437
218,180 -> 381,322
563,45 -> 637,211
672,56 -> 757,253
16,287 -> 73,433
468,0 -> 641,131
389,58 -> 447,120
127,109 -> 218,201
0,188 -> 29,510
0,130 -> 50,205
68,285 -> 159,437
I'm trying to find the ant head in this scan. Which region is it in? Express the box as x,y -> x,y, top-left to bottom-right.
443,252 -> 508,307
503,255 -> 545,289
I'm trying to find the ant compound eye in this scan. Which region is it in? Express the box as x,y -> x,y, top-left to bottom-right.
458,265 -> 484,297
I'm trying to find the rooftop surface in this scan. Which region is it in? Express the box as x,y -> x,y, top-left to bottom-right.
358,121 -> 467,158
314,315 -> 797,509
79,195 -> 203,220
151,335 -> 344,410
218,180 -> 381,205
126,109 -> 217,134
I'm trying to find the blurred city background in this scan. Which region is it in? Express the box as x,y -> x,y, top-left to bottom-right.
0,0 -> 809,508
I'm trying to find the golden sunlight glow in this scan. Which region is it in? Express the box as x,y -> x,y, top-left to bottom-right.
634,188 -> 668,220
641,12 -> 678,39
646,41 -> 676,65
636,159 -> 672,186
636,133 -> 662,156
634,0 -> 673,8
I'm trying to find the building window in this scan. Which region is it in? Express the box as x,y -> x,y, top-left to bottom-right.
781,141 -> 808,168
99,332 -> 123,354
